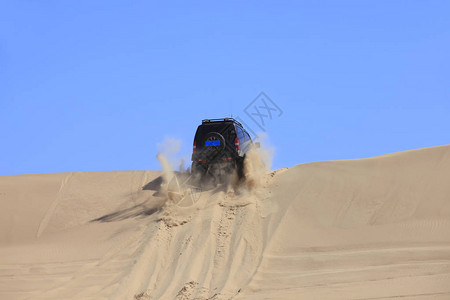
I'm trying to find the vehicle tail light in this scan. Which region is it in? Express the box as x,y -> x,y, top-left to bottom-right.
193,140 -> 197,153
234,137 -> 240,151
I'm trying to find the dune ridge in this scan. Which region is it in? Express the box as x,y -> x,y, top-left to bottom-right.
0,145 -> 449,299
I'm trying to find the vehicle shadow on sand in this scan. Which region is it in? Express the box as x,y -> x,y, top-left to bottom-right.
93,171 -> 244,223
91,177 -> 168,223
142,175 -> 164,192
91,202 -> 162,223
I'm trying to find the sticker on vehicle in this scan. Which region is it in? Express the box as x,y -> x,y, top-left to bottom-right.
205,140 -> 220,146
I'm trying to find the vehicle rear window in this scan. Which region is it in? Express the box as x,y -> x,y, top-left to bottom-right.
195,123 -> 233,146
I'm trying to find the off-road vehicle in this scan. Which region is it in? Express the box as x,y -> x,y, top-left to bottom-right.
191,118 -> 258,179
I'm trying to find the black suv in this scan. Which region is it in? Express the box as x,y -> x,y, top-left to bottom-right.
191,118 -> 257,178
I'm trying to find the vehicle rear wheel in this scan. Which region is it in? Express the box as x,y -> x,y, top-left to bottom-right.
236,157 -> 245,180
191,162 -> 206,176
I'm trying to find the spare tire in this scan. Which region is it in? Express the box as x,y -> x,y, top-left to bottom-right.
202,132 -> 226,161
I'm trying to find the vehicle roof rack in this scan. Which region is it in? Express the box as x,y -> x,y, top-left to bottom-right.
202,118 -> 243,127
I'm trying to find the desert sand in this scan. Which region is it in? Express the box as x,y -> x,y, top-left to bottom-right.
1,145 -> 450,300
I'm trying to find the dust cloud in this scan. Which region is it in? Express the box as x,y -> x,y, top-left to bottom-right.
244,133 -> 274,190
156,134 -> 274,203
156,138 -> 187,200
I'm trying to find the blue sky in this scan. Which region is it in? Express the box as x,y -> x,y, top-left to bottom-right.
1,1 -> 449,175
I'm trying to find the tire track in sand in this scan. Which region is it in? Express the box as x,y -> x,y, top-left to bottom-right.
36,173 -> 73,238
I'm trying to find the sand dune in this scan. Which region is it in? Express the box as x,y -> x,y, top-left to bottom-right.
1,145 -> 449,299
